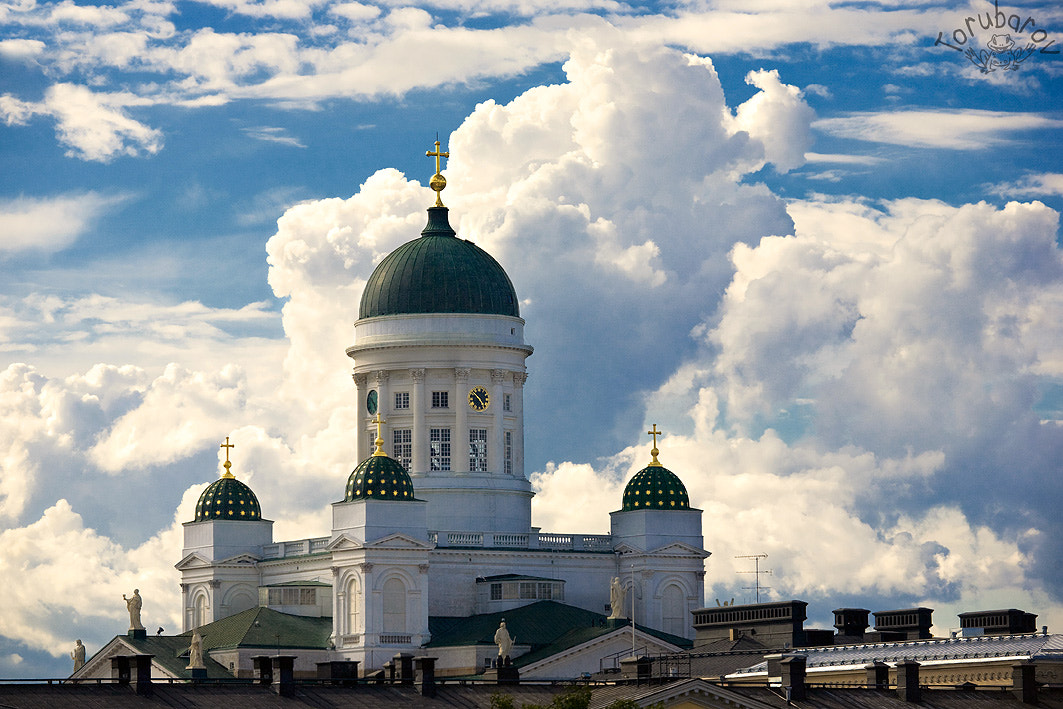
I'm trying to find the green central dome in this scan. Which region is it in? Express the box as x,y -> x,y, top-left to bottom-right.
358,207 -> 519,319
622,464 -> 690,511
345,455 -> 416,501
195,476 -> 262,521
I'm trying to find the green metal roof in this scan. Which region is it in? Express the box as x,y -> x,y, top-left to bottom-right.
358,207 -> 520,319
112,634 -> 232,679
178,606 -> 332,651
194,476 -> 262,522
345,454 -> 416,502
622,465 -> 690,511
426,600 -> 691,667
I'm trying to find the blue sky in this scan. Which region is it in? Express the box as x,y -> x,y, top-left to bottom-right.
1,0 -> 1062,679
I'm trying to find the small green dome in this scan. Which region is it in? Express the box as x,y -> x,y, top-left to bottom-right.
195,476 -> 262,521
358,207 -> 519,319
622,465 -> 690,511
345,455 -> 416,501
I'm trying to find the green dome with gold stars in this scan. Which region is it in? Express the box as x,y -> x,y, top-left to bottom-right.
195,475 -> 262,521
621,424 -> 690,511
622,465 -> 690,511
194,436 -> 263,522
345,455 -> 416,501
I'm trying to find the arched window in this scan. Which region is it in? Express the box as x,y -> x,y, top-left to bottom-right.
382,578 -> 406,633
194,593 -> 209,628
347,577 -> 360,634
661,584 -> 685,637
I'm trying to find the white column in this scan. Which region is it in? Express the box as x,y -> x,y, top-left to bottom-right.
513,372 -> 527,479
353,373 -> 368,464
331,566 -> 342,642
373,370 -> 390,452
410,369 -> 426,473
490,369 -> 505,474
454,368 -> 469,473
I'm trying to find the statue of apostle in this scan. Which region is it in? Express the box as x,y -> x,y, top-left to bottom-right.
123,589 -> 144,630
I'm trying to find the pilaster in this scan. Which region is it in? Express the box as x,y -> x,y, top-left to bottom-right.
454,368 -> 470,472
411,369 -> 426,472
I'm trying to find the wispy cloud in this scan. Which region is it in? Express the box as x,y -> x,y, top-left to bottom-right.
240,125 -> 306,147
814,108 -> 1063,149
990,172 -> 1063,198
0,192 -> 130,254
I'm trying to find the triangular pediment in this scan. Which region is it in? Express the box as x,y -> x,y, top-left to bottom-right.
646,541 -> 711,558
366,532 -> 433,550
612,542 -> 642,555
217,553 -> 260,566
520,625 -> 684,676
617,677 -> 781,709
175,552 -> 212,570
327,533 -> 364,551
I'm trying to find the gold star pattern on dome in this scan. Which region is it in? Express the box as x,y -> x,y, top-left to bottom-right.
345,454 -> 415,502
620,425 -> 691,511
192,437 -> 263,521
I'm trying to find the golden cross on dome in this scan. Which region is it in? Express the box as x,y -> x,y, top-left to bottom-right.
220,436 -> 235,478
371,412 -> 388,456
647,424 -> 662,467
426,138 -> 450,207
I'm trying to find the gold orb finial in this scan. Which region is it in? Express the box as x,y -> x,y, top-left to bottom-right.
371,412 -> 388,457
426,139 -> 450,207
647,424 -> 663,467
220,436 -> 236,478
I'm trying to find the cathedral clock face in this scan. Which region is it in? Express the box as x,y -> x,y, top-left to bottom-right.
366,389 -> 378,415
468,386 -> 490,411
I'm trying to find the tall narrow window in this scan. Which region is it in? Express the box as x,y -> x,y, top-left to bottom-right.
469,429 -> 488,471
431,391 -> 449,408
346,577 -> 360,635
430,428 -> 451,471
382,578 -> 406,633
662,584 -> 685,637
503,393 -> 512,412
393,428 -> 412,470
504,431 -> 513,476
394,392 -> 409,409
194,594 -> 209,628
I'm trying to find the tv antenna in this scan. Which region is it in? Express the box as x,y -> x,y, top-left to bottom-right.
735,553 -> 772,603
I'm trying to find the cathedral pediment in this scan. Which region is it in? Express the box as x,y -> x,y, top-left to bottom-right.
174,552 -> 212,570
217,553 -> 260,566
327,533 -> 365,551
647,541 -> 711,558
366,532 -> 434,550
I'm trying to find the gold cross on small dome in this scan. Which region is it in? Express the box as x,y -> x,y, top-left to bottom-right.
426,139 -> 450,207
220,436 -> 235,478
371,412 -> 388,456
647,424 -> 663,467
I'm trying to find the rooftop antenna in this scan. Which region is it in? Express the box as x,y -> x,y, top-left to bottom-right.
735,553 -> 772,603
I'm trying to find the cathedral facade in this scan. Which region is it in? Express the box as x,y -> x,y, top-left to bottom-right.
174,160 -> 709,677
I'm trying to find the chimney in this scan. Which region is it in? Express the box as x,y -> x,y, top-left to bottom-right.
393,652 -> 415,685
865,661 -> 889,689
317,660 -> 359,686
271,656 -> 296,697
834,608 -> 869,640
1012,660 -> 1038,704
252,655 -> 273,685
111,656 -> 131,685
780,655 -> 807,702
415,657 -> 437,697
896,660 -> 920,703
134,654 -> 154,696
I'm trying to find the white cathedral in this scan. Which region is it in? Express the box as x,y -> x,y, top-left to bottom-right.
76,148 -> 710,681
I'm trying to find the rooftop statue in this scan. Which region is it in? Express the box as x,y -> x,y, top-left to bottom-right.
123,589 -> 144,631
